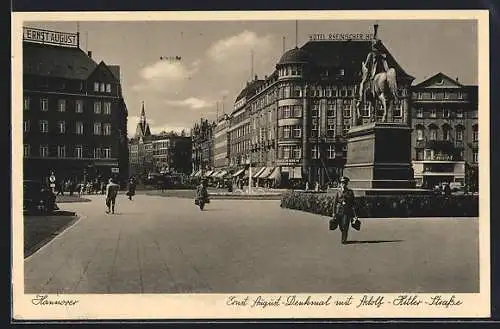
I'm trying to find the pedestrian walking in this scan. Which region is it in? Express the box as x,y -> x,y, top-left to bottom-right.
105,178 -> 120,214
195,179 -> 209,210
126,177 -> 136,200
332,176 -> 356,244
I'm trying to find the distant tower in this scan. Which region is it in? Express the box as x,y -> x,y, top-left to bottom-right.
135,101 -> 151,138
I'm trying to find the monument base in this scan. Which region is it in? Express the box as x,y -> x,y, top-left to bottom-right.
343,122 -> 416,190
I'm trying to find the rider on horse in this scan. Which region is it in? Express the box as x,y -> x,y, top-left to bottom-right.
358,39 -> 389,105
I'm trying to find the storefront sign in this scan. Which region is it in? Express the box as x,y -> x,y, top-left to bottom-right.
23,27 -> 79,48
111,168 -> 120,173
277,159 -> 301,166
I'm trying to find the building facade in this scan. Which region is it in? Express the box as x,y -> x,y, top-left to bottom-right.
224,39 -> 413,187
191,119 -> 216,174
213,114 -> 230,169
410,72 -> 478,189
129,105 -> 192,178
23,27 -> 129,185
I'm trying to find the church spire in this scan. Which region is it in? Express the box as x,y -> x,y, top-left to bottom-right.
140,101 -> 146,122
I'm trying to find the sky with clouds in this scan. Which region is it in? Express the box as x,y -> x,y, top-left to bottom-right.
26,19 -> 477,137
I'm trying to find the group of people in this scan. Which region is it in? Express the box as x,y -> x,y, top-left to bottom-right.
104,177 -> 137,214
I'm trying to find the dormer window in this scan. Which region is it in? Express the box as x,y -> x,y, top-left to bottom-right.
94,82 -> 99,92
339,69 -> 345,75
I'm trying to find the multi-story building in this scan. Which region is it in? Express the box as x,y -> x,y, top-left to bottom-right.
129,104 -> 191,177
410,72 -> 478,189
191,118 -> 216,175
226,38 -> 413,187
23,26 -> 129,185
213,114 -> 230,169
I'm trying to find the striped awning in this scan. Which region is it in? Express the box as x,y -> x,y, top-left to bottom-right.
204,170 -> 214,177
194,170 -> 202,177
258,167 -> 274,179
216,170 -> 228,178
268,167 -> 281,180
252,167 -> 266,178
232,168 -> 245,177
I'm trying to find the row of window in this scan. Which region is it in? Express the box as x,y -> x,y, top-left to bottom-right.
412,91 -> 468,100
24,120 -> 112,136
415,125 -> 478,142
23,144 -> 112,159
24,97 -> 112,115
278,145 -> 338,160
414,108 -> 473,119
415,149 -> 478,163
93,82 -> 113,93
277,65 -> 304,77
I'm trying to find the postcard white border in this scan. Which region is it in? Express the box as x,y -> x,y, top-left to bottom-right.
11,10 -> 490,320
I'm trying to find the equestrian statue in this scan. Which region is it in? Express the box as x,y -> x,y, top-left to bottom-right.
356,37 -> 398,125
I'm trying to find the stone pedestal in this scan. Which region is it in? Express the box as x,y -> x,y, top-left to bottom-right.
343,122 -> 416,191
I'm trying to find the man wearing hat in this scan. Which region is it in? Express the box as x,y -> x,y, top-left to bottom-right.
105,178 -> 120,214
333,176 -> 356,244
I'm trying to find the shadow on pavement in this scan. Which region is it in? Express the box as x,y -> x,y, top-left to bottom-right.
345,240 -> 403,244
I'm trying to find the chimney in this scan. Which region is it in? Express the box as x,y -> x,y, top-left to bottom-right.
87,50 -> 92,58
254,74 -> 258,80
456,77 -> 459,83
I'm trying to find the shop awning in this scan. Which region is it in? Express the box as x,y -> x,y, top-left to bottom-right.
194,170 -> 202,177
268,167 -> 281,180
216,170 -> 227,178
257,167 -> 273,179
208,171 -> 219,177
289,166 -> 303,179
204,170 -> 214,177
232,169 -> 245,177
252,167 -> 266,178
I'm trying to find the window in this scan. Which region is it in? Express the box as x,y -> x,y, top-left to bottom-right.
24,96 -> 30,110
343,119 -> 351,135
76,121 -> 84,135
327,145 -> 335,159
23,120 -> 30,133
361,104 -> 370,117
293,106 -> 302,117
343,105 -> 351,118
312,108 -> 319,118
416,108 -> 423,118
104,102 -> 111,115
57,145 -> 66,158
58,99 -> 66,112
103,123 -> 112,136
94,101 -> 101,114
283,126 -> 291,138
327,123 -> 335,137
416,128 -> 424,141
106,83 -> 111,93
430,108 -> 437,118
41,98 -> 48,111
473,150 -> 478,163
94,82 -> 99,92
292,85 -> 302,97
443,109 -> 450,118
443,127 -> 451,141
283,146 -> 290,159
327,100 -> 336,117
310,122 -> 318,137
75,145 -> 83,158
94,122 -> 102,135
103,147 -> 111,159
93,148 -> 101,159
292,146 -> 301,159
23,144 -> 30,157
40,145 -> 49,157
100,83 -> 105,92
456,129 -> 464,141
293,126 -> 301,138
393,103 -> 402,118
76,100 -> 84,113
472,125 -> 478,141
57,121 -> 66,134
311,145 -> 318,159
430,128 -> 437,140
39,120 -> 48,133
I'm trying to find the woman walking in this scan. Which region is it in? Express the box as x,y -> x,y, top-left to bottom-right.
127,177 -> 136,200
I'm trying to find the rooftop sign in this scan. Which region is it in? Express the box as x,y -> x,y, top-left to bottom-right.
308,33 -> 374,41
23,27 -> 79,48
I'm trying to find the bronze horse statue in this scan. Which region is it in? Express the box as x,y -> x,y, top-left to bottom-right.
357,59 -> 398,123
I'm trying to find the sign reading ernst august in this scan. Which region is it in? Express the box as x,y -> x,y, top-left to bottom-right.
23,27 -> 79,47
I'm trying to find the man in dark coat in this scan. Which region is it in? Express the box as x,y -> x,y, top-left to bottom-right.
333,176 -> 356,244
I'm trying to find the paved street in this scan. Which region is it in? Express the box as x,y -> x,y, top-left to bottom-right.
24,194 -> 479,294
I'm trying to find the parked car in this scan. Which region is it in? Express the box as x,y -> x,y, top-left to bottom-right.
23,180 -> 56,214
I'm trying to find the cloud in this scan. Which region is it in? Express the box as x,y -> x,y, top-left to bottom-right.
164,97 -> 213,110
207,30 -> 275,63
149,123 -> 190,136
132,60 -> 200,93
